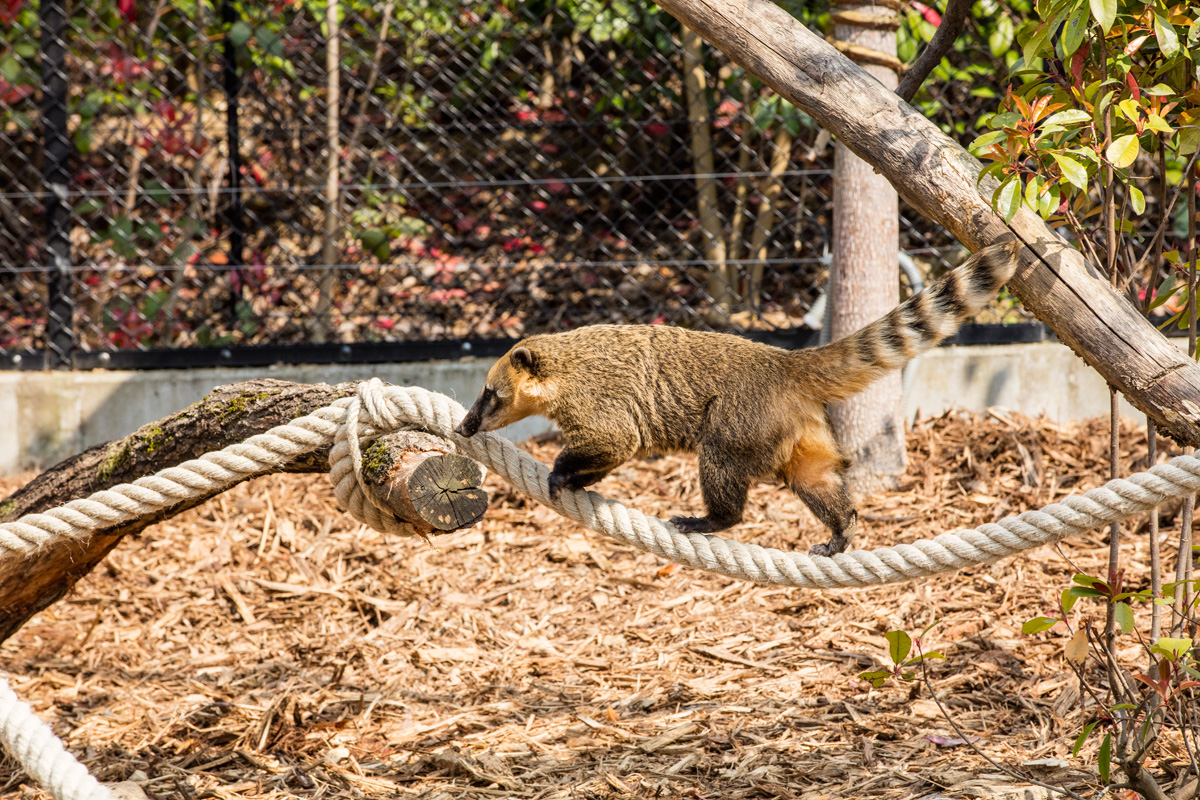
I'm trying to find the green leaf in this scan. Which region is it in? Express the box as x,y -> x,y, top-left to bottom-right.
1024,175 -> 1042,210
1023,616 -> 1060,634
977,162 -> 1008,187
908,651 -> 946,663
73,198 -> 105,216
1179,126 -> 1200,157
994,177 -> 1022,223
1039,182 -> 1062,218
1069,586 -> 1106,598
989,14 -> 1015,56
1129,186 -> 1145,215
1062,5 -> 1089,57
858,669 -> 891,688
1143,83 -> 1175,97
1044,109 -> 1092,127
990,111 -> 1023,128
1113,602 -> 1134,634
1117,98 -> 1141,124
1107,134 -> 1140,168
1072,721 -> 1098,756
1098,733 -> 1112,783
1053,153 -> 1088,190
1022,15 -> 1060,67
886,630 -> 912,665
970,130 -> 1008,153
229,21 -> 253,48
1145,113 -> 1173,134
1061,587 -> 1080,614
1151,637 -> 1194,661
1088,0 -> 1115,33
1154,13 -> 1180,59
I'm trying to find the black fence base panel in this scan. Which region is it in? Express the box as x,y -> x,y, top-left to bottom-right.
0,323 -> 1050,372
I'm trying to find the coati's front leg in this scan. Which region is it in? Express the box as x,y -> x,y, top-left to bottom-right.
670,441 -> 752,534
547,432 -> 637,501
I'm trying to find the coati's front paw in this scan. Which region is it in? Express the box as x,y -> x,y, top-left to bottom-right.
808,536 -> 849,558
548,470 -> 569,501
670,515 -> 730,534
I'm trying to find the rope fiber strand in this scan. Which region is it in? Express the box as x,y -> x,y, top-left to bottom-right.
4,378 -> 1200,800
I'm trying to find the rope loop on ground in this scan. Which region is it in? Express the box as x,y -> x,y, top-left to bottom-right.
0,678 -> 113,800
4,380 -> 1200,800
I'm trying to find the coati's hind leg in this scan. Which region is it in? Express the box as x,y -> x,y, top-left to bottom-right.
785,434 -> 858,556
670,441 -> 752,534
548,433 -> 636,501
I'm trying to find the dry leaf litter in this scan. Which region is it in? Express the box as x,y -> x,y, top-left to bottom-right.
1,410 -> 1193,800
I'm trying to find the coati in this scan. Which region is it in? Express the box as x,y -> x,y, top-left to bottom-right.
455,240 -> 1022,556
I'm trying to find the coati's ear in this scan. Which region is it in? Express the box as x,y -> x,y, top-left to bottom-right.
510,346 -> 539,375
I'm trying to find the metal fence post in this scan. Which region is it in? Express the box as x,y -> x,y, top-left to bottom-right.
221,0 -> 245,321
39,0 -> 74,369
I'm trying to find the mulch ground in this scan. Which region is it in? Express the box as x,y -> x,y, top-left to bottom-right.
0,410 -> 1193,800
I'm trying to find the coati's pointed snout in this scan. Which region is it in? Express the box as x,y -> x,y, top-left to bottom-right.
455,401 -> 485,437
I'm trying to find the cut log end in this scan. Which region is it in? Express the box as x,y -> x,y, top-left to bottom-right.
361,431 -> 489,535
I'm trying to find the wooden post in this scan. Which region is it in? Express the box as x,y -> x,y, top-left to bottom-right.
828,0 -> 905,496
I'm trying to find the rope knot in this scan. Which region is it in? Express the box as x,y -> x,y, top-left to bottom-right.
328,378 -> 424,537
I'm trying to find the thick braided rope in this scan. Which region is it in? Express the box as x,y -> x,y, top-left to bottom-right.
0,678 -> 113,800
4,380 -> 1200,589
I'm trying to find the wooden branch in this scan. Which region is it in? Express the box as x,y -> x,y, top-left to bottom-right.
896,0 -> 973,102
826,39 -> 906,72
361,431 -> 488,534
653,0 -> 1200,446
830,10 -> 900,30
0,380 -> 483,644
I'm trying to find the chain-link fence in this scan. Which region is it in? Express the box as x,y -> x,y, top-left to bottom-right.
1,0 -> 1033,369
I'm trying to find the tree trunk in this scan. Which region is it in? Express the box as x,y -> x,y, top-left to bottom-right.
682,24 -> 734,316
829,4 -> 904,497
652,0 -> 1200,448
0,380 -> 486,644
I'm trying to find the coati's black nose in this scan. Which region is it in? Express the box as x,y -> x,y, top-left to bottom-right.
455,415 -> 480,437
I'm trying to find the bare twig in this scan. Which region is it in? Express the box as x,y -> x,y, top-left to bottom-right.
895,0 -> 973,102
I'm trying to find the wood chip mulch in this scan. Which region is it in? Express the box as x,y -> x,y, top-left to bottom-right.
1,410 -> 1192,800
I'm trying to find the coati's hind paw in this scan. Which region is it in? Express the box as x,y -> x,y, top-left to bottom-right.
669,515 -> 734,534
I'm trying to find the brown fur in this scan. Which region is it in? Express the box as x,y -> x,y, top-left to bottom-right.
455,240 -> 1022,555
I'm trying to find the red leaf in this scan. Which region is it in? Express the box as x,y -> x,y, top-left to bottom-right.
0,0 -> 23,25
910,1 -> 942,26
118,0 -> 136,22
1070,48 -> 1086,88
1125,72 -> 1141,102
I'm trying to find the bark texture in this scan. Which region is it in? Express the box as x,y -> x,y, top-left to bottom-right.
829,4 -> 905,498
652,0 -> 1200,447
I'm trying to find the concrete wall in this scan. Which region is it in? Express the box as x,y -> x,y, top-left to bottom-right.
0,341 -> 1155,474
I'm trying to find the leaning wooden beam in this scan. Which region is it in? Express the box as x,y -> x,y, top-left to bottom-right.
654,0 -> 1200,446
0,380 -> 487,643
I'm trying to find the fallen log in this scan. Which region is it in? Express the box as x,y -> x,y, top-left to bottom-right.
0,379 -> 487,643
653,0 -> 1200,447
361,431 -> 488,534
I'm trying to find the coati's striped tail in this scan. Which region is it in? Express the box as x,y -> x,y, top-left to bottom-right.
803,239 -> 1022,402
